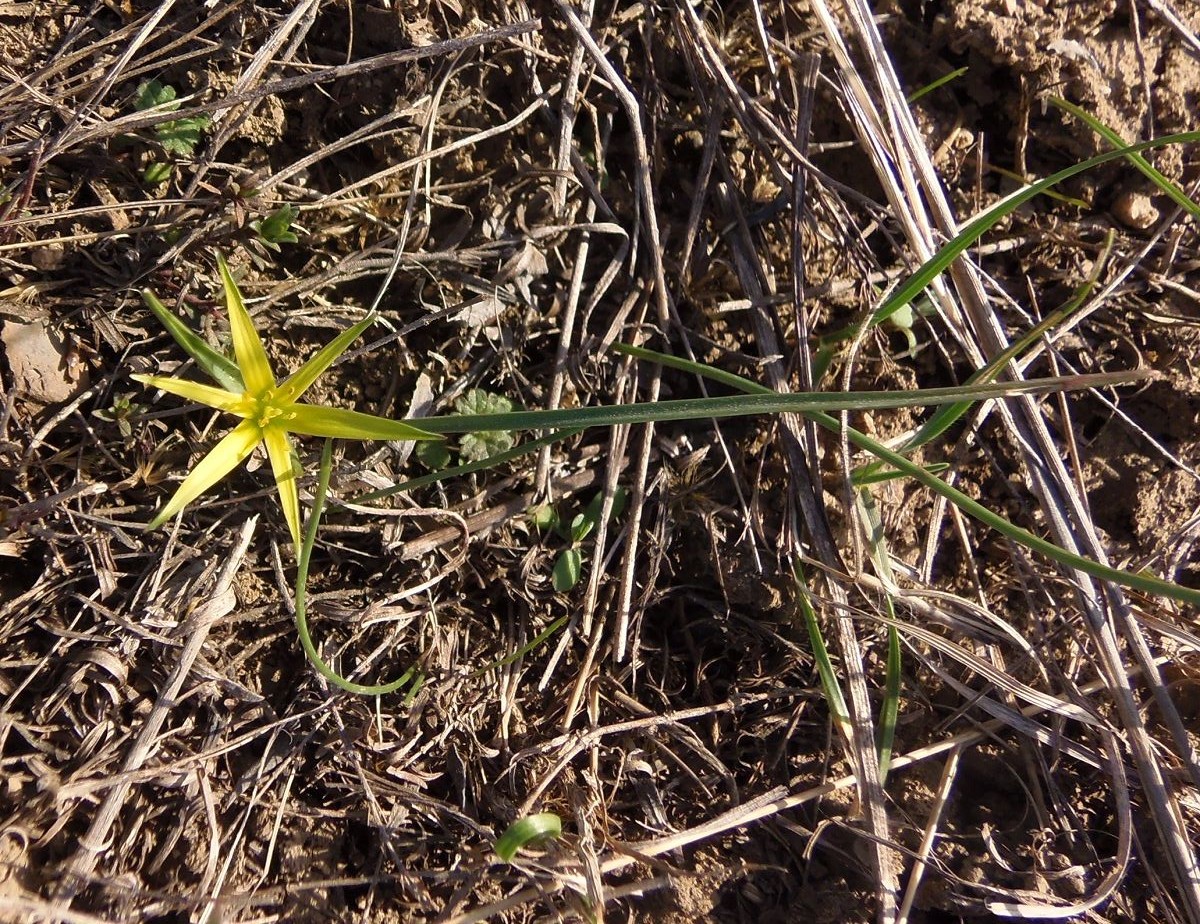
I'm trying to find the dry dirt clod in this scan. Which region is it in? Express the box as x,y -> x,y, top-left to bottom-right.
1111,188 -> 1161,231
0,317 -> 90,404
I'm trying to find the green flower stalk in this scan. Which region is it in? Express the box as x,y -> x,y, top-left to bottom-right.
133,255 -> 438,546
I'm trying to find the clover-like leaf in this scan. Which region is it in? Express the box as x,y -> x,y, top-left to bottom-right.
454,389 -> 516,463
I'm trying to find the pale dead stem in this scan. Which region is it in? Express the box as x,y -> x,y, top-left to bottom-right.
553,2 -> 678,730
0,19 -> 541,160
804,3 -> 1200,922
445,656 -> 1157,924
51,517 -> 257,910
677,3 -> 898,916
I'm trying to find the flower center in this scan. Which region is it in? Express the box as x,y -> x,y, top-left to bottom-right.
246,391 -> 284,430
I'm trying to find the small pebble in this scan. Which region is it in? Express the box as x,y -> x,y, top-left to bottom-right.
1112,189 -> 1160,230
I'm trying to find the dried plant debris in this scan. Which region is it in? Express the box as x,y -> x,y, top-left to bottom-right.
1,3 -> 1199,923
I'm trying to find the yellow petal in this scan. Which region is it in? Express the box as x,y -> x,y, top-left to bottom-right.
263,425 -> 302,547
283,404 -> 440,441
147,418 -> 262,530
132,373 -> 248,414
277,314 -> 376,404
217,254 -> 275,394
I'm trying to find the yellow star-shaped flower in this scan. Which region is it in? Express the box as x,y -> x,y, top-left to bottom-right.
134,255 -> 438,546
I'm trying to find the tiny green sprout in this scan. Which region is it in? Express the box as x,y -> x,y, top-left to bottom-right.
528,503 -> 558,532
455,389 -> 516,462
134,78 -> 177,112
134,79 -> 210,158
548,487 -> 627,593
133,254 -> 440,546
887,303 -> 918,356
95,393 -> 143,439
494,812 -> 563,861
142,162 -> 172,186
250,204 -> 301,251
552,547 -> 583,593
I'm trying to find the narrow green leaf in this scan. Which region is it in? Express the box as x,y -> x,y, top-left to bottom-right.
141,289 -> 244,392
622,343 -> 1200,608
494,813 -> 563,861
293,440 -> 418,695
871,129 -> 1200,326
278,313 -> 377,404
412,371 -> 1142,435
284,404 -> 440,442
1051,97 -> 1200,220
218,253 -> 274,394
569,512 -> 592,544
856,487 -> 902,781
854,230 -> 1117,484
349,428 -> 584,507
793,563 -> 850,731
907,66 -> 968,103
471,615 -> 570,677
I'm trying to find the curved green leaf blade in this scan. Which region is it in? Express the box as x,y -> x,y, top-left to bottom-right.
494,813 -> 563,861
141,289 -> 243,392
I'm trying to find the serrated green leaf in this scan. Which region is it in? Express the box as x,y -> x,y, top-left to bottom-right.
459,429 -> 515,463
135,79 -> 178,113
454,388 -> 515,416
157,114 -> 210,156
454,390 -> 517,462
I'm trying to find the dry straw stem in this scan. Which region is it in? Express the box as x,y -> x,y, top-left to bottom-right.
51,517 -> 257,909
807,1 -> 1200,920
675,4 -> 897,913
446,655 -> 1156,924
5,4 -> 1200,923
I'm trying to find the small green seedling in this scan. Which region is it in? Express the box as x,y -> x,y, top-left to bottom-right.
95,393 -> 144,440
142,161 -> 173,186
494,812 -> 563,861
455,390 -> 517,462
133,79 -> 211,184
416,388 -> 518,470
250,204 -> 301,251
532,487 -> 627,592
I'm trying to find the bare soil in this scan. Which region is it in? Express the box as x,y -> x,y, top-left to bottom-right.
1,3 -> 1199,923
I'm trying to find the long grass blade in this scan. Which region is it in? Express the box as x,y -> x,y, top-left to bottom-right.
1050,97 -> 1200,220
412,371 -> 1141,435
294,439 -> 417,695
871,129 -> 1200,326
620,343 -> 1200,608
854,230 -> 1116,483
